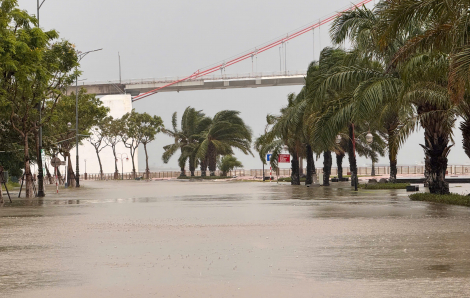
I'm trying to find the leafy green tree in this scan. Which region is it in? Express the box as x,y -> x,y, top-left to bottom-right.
87,117 -> 111,179
196,110 -> 252,176
0,0 -> 78,196
103,117 -> 123,178
121,110 -> 163,179
45,89 -> 109,186
217,155 -> 243,177
136,113 -> 163,179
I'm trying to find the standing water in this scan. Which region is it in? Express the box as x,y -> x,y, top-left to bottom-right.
1,180 -> 470,297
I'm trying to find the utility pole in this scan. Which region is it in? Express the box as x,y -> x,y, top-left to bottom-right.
75,49 -> 103,187
118,52 -> 122,84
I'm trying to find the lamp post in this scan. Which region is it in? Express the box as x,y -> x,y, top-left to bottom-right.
336,125 -> 373,191
84,159 -> 87,180
36,0 -> 47,197
74,48 -> 103,188
116,153 -> 128,180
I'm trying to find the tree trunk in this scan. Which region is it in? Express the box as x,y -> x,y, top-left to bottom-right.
421,136 -> 450,194
208,142 -> 217,176
388,132 -> 398,182
460,117 -> 470,159
143,143 -> 150,180
323,151 -> 332,186
130,148 -> 136,179
112,145 -> 118,179
95,148 -> 103,180
419,104 -> 451,194
67,154 -> 76,187
200,156 -> 208,177
24,135 -> 34,198
348,124 -> 357,187
305,144 -> 315,185
45,165 -> 53,184
336,153 -> 344,180
371,161 -> 376,176
299,158 -> 304,176
189,155 -> 196,177
0,182 -> 3,204
290,152 -> 300,185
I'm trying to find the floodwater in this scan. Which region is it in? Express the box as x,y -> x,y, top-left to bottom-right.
1,180 -> 470,298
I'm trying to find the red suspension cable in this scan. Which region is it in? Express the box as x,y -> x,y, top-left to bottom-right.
132,0 -> 375,102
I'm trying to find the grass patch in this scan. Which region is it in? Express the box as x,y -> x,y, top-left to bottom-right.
1,181 -> 20,191
277,177 -> 306,183
358,183 -> 410,189
177,176 -> 233,180
410,193 -> 470,207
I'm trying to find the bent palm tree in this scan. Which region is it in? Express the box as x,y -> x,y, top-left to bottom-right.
196,110 -> 252,176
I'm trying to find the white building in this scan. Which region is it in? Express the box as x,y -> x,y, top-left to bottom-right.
69,94 -> 138,175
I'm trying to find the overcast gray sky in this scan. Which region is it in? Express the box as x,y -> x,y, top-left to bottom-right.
18,0 -> 469,171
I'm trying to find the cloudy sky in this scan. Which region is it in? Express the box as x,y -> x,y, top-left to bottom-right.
18,0 -> 469,171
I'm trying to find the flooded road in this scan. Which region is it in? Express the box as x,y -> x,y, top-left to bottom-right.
1,180 -> 470,297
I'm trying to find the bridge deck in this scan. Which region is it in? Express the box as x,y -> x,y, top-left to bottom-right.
68,71 -> 306,96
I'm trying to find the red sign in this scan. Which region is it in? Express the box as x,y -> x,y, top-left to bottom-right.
278,154 -> 291,163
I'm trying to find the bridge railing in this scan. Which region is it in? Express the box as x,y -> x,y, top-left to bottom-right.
87,70 -> 307,86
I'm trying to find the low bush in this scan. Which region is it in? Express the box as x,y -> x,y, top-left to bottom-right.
410,193 -> 470,207
358,183 -> 410,189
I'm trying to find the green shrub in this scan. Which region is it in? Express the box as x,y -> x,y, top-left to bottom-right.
358,183 -> 410,190
410,193 -> 470,207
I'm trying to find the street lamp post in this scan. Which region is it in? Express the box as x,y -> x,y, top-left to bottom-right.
36,0 -> 47,197
74,48 -> 102,188
336,124 -> 373,191
116,153 -> 128,180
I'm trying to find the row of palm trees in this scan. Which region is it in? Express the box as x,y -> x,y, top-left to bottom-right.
257,1 -> 470,194
162,107 -> 252,176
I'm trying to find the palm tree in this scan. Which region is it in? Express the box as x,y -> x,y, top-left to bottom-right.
196,110 -> 252,176
162,107 -> 210,177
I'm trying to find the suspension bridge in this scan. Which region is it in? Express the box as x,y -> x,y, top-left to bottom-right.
73,0 -> 375,101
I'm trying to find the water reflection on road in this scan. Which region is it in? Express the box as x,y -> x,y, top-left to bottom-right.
1,180 -> 470,297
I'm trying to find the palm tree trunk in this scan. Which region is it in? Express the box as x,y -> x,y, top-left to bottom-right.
421,136 -> 450,194
189,155 -> 196,177
371,161 -> 376,176
290,152 -> 300,185
323,151 -> 332,186
208,143 -> 217,176
388,132 -> 398,182
460,117 -> 470,159
200,158 -> 207,177
336,153 -> 344,180
348,124 -> 357,187
305,144 -> 315,185
419,104 -> 451,194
